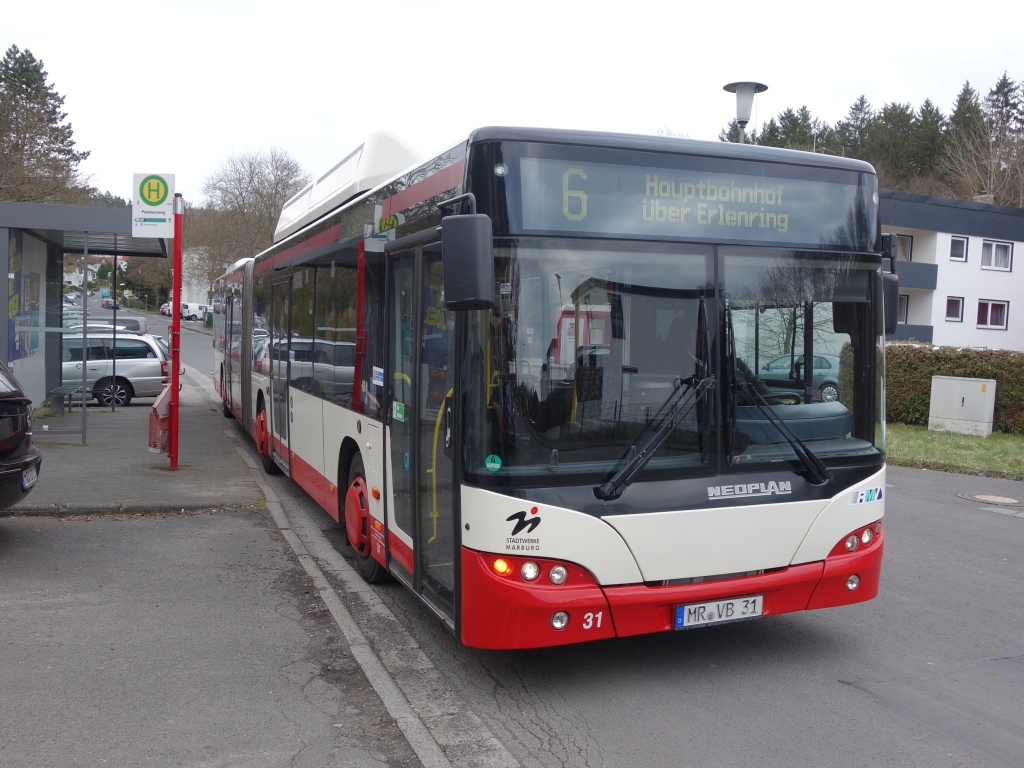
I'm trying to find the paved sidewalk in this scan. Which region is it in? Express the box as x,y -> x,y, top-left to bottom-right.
6,370 -> 262,516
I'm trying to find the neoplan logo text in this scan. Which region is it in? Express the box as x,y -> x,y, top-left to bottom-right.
707,481 -> 792,501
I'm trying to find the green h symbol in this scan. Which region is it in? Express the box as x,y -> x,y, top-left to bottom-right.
145,179 -> 162,201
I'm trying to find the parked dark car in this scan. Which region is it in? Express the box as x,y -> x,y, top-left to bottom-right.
0,360 -> 41,510
758,353 -> 841,402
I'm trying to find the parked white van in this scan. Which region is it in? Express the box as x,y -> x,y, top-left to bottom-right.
180,302 -> 203,321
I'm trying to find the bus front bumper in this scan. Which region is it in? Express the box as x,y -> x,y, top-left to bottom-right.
460,536 -> 883,649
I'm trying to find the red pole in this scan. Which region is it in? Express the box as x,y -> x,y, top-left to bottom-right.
169,193 -> 183,469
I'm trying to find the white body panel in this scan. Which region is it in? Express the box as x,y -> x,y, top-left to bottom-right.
384,425 -> 414,550
320,401 -> 386,522
791,468 -> 886,563
603,500 -> 826,582
289,387 -> 324,481
460,486 -> 643,586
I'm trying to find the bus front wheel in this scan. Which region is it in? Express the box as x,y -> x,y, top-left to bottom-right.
345,454 -> 387,583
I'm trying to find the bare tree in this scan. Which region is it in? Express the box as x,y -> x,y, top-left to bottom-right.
942,125 -> 1024,207
182,148 -> 310,300
199,147 -> 310,256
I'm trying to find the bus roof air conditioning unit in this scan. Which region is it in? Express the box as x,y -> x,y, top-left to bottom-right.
274,131 -> 420,243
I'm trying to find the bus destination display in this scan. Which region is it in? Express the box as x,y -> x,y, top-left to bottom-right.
519,157 -> 872,249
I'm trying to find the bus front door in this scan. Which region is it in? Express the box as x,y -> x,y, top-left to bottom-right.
386,242 -> 458,623
269,278 -> 291,472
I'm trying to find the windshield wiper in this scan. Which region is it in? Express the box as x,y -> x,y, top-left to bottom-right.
595,375 -> 715,501
738,382 -> 831,485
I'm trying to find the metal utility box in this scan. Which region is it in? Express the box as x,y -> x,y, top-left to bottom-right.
928,376 -> 996,437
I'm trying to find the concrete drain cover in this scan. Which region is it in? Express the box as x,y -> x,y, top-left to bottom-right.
957,493 -> 1023,506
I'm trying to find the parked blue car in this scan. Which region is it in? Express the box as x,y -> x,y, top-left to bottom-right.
758,354 -> 841,402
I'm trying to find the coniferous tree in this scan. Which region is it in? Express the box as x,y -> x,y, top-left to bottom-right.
907,99 -> 946,177
949,81 -> 985,137
864,102 -> 917,186
835,96 -> 874,158
716,74 -> 1024,204
0,45 -> 90,203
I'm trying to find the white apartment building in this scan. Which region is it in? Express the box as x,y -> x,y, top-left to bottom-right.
881,190 -> 1024,350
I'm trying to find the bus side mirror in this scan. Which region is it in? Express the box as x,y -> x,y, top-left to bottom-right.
883,272 -> 899,336
441,213 -> 496,311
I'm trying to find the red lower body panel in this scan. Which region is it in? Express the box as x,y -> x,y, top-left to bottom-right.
461,548 -> 615,649
460,538 -> 884,650
604,562 -> 825,638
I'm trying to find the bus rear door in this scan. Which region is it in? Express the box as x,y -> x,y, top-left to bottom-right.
269,277 -> 291,472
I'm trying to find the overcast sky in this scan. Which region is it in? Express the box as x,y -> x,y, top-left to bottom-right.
6,1 -> 1022,202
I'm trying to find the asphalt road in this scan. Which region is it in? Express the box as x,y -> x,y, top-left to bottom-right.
262,462 -> 1024,768
175,313 -> 1024,767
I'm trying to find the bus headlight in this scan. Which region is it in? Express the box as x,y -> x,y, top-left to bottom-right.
845,535 -> 859,552
520,561 -> 540,581
846,574 -> 860,591
551,611 -> 569,629
861,528 -> 874,545
549,565 -> 568,584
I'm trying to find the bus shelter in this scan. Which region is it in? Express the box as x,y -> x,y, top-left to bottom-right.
0,201 -> 168,444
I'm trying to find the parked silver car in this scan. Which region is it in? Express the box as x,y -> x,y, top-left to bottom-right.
61,332 -> 168,406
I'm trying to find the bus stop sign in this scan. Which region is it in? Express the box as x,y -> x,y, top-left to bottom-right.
132,173 -> 175,238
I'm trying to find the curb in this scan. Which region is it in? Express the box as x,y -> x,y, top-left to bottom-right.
2,501 -> 261,518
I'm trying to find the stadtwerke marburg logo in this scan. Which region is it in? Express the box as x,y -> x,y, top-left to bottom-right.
506,506 -> 541,536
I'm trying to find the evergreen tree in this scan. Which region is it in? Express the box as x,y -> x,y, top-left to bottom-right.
718,118 -> 758,144
864,102 -> 917,185
985,72 -> 1023,143
835,96 -> 874,158
0,45 -> 90,203
90,190 -> 129,208
907,99 -> 946,177
756,118 -> 783,147
948,81 -> 985,138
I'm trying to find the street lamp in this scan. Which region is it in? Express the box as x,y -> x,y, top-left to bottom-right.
723,81 -> 767,144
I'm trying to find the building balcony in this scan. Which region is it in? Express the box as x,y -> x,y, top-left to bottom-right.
895,261 -> 937,290
887,324 -> 933,343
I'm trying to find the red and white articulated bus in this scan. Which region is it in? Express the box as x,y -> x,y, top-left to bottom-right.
213,128 -> 899,650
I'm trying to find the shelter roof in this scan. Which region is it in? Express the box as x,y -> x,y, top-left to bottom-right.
0,200 -> 168,257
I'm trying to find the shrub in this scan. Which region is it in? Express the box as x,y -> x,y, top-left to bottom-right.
884,342 -> 1024,434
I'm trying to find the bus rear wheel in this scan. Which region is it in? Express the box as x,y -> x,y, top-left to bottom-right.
255,404 -> 280,475
345,454 -> 387,583
221,368 -> 233,418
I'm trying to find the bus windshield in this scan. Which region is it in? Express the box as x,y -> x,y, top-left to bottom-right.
463,239 -> 884,488
722,248 -> 884,472
464,239 -> 715,486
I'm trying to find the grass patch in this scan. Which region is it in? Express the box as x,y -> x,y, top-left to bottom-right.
886,423 -> 1024,480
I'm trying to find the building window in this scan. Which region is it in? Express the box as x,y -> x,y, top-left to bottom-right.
896,235 -> 913,262
898,294 -> 909,324
977,300 -> 1009,329
950,236 -> 968,262
945,297 -> 964,321
981,240 -> 1012,271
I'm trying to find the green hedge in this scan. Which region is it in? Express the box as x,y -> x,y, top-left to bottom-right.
884,343 -> 1024,434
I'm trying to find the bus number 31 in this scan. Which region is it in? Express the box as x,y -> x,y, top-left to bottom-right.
582,611 -> 602,629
